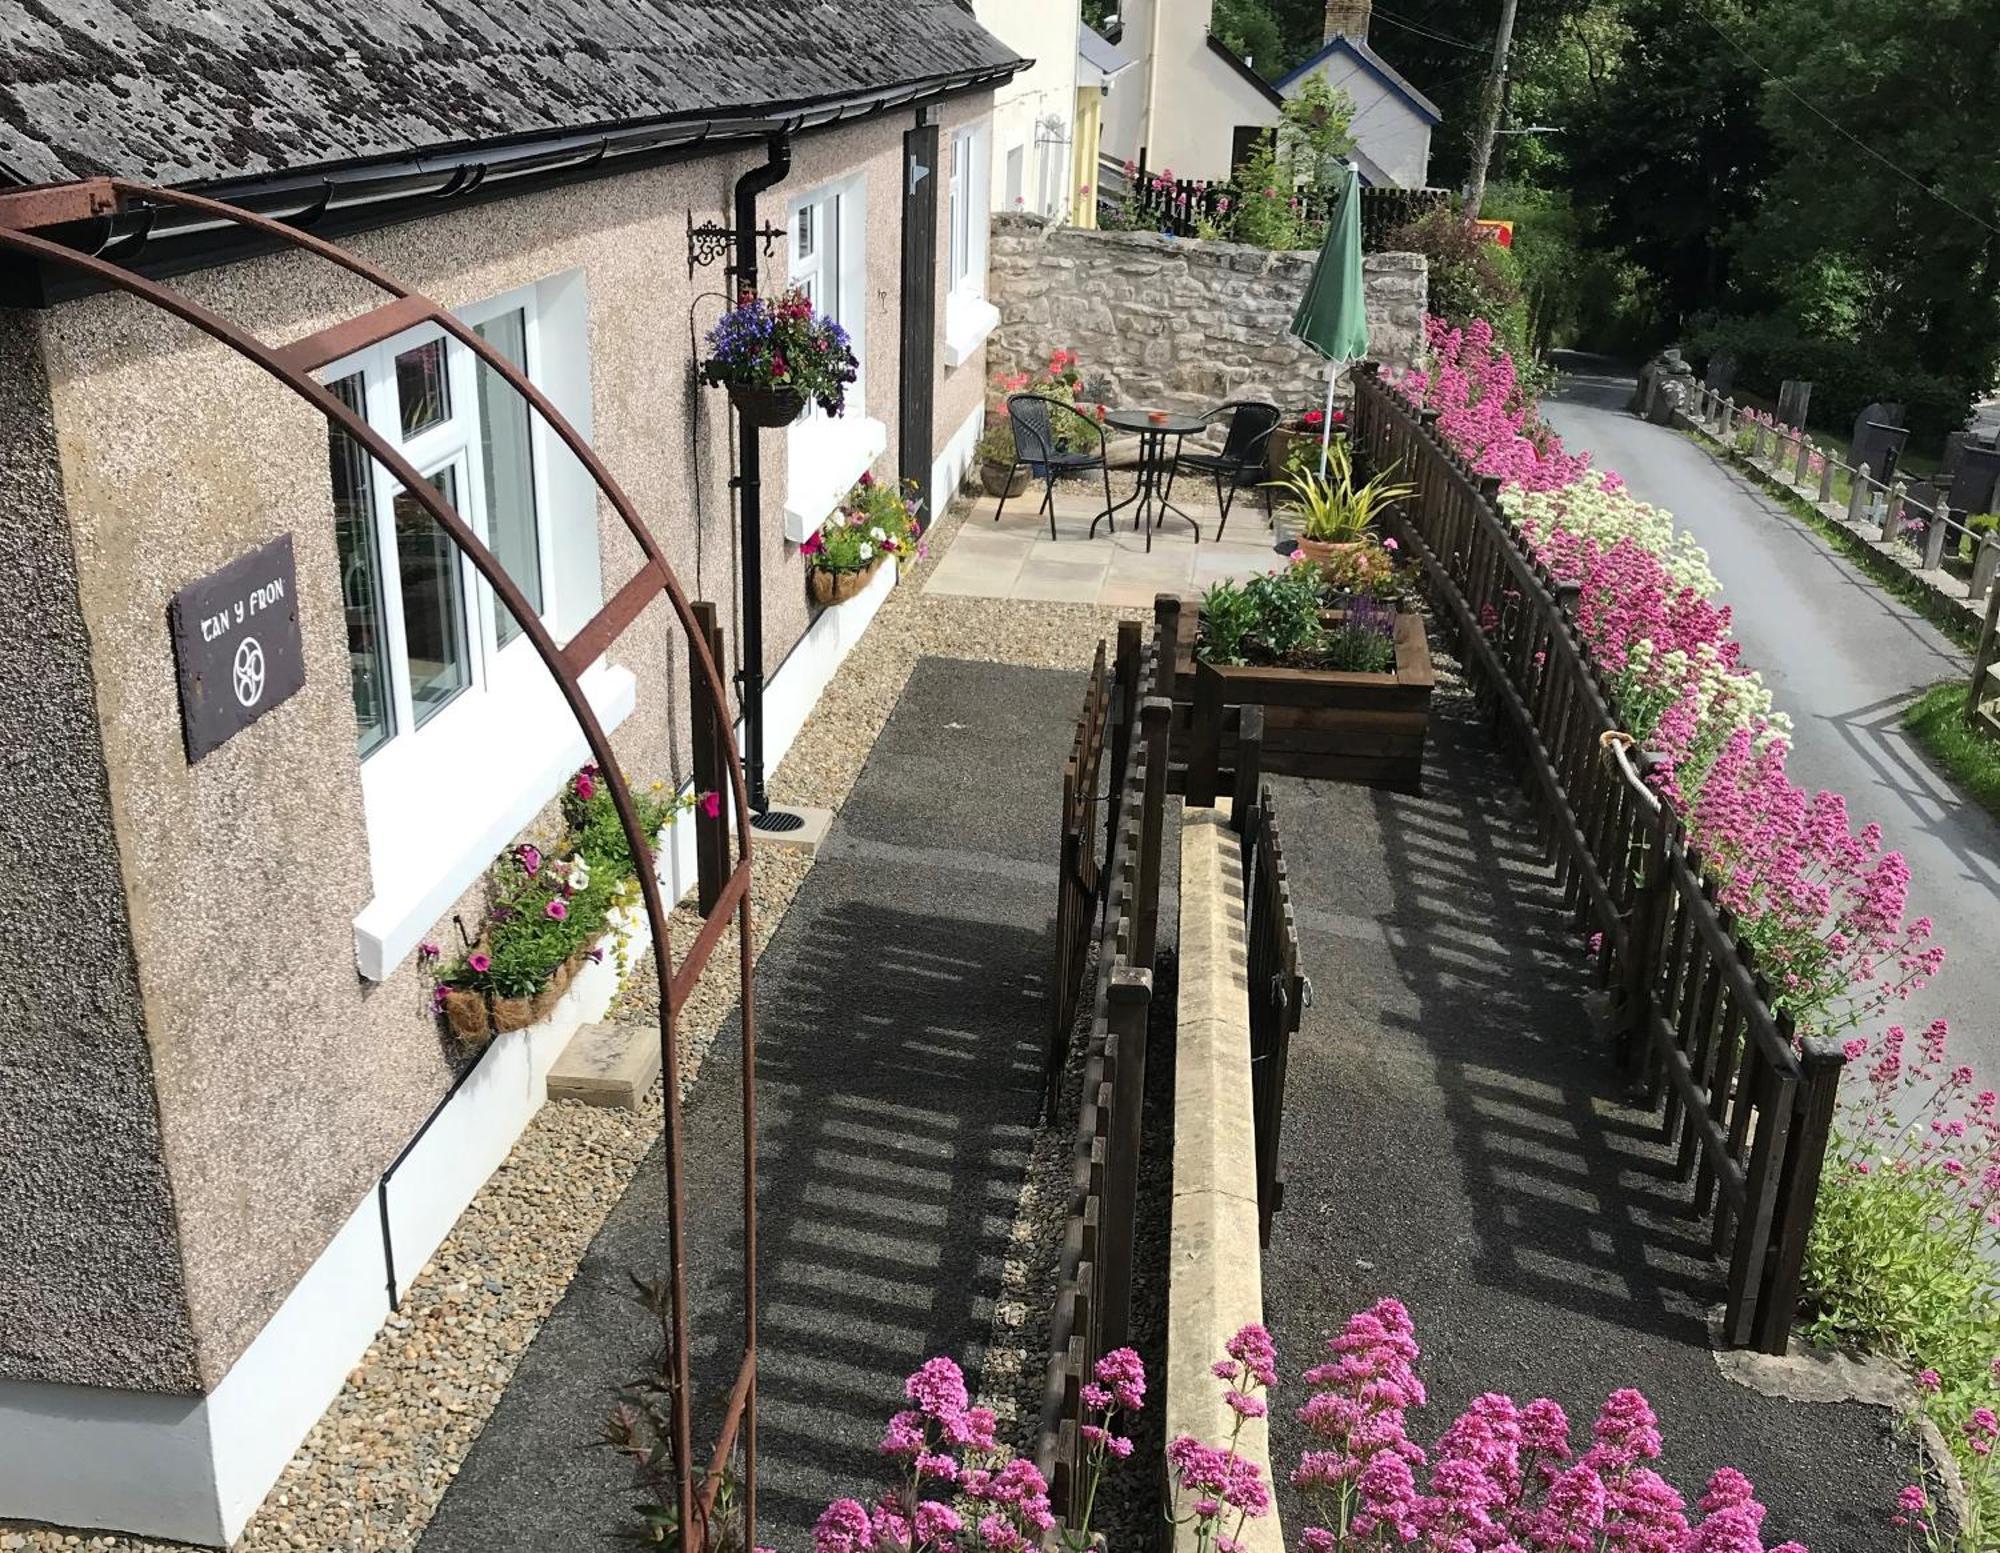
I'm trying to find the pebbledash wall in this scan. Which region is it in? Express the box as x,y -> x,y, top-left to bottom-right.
985,214 -> 1427,407
0,93 -> 994,1547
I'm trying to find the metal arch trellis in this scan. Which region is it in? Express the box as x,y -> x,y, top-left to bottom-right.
0,177 -> 760,1553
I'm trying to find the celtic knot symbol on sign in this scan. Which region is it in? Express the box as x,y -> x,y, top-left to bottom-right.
232,636 -> 266,707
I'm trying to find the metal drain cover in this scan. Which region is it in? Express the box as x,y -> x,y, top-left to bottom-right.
750,808 -> 807,834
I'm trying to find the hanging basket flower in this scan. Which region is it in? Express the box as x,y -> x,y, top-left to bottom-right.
701,287 -> 858,422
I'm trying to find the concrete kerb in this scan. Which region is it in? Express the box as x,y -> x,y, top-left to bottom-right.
1170,803 -> 1283,1553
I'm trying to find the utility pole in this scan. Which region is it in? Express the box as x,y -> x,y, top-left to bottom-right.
1462,0 -> 1519,219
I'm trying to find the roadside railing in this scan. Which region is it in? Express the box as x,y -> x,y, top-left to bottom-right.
1036,620 -> 1171,1519
1671,378 -> 2000,609
1353,363 -> 1846,1354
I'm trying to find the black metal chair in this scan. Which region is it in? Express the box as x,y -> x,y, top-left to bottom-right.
994,392 -> 1114,540
1168,400 -> 1280,540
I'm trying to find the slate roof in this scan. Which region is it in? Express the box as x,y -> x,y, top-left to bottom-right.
1275,34 -> 1442,124
0,0 -> 1025,188
1077,22 -> 1135,86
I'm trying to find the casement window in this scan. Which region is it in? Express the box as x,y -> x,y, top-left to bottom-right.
322,271 -> 632,979
784,173 -> 887,543
944,123 -> 999,368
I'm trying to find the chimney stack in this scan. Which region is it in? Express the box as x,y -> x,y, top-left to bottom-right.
1323,0 -> 1371,42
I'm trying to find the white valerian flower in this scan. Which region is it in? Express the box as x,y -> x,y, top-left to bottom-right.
858,541 -> 874,562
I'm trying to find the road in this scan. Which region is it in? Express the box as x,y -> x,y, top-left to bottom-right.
1542,361 -> 2000,1080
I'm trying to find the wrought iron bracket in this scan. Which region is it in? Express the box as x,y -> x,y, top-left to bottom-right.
686,210 -> 786,280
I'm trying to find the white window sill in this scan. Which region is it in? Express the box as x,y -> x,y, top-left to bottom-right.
352,656 -> 638,981
784,414 -> 889,543
944,294 -> 1001,367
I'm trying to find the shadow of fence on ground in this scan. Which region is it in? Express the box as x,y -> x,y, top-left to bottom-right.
681,889 -> 1046,1544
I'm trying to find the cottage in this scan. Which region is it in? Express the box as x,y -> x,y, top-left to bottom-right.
0,3 -> 1021,1544
1099,0 -> 1440,189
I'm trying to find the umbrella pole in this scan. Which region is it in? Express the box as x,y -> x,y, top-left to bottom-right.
1318,360 -> 1342,477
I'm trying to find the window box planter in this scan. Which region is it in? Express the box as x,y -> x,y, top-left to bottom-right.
808,557 -> 889,606
1167,608 -> 1435,790
441,948 -> 589,1046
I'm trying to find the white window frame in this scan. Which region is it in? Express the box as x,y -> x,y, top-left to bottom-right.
784,171 -> 888,544
321,272 -> 633,980
944,122 -> 1000,368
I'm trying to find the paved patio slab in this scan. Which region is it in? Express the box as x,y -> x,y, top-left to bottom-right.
415,658 -> 1075,1552
1260,682 -> 1913,1551
929,491 -> 1288,605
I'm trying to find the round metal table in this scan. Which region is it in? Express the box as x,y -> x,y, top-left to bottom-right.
1097,407 -> 1206,549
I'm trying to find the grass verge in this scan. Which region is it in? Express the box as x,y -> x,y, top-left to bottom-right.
1905,679 -> 2000,823
1681,425 -> 1982,653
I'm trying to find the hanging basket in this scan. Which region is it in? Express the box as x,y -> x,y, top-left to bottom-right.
729,383 -> 808,428
808,558 -> 885,606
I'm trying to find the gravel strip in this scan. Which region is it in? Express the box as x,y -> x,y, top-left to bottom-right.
15,492 -> 1141,1553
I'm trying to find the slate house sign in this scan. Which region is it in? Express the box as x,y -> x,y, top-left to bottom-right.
168,534 -> 306,761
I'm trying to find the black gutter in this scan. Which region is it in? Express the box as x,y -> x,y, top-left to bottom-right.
0,61 -> 1023,304
731,134 -> 795,815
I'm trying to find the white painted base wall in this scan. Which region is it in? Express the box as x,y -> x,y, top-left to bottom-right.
930,402 -> 985,524
0,561 -> 903,1547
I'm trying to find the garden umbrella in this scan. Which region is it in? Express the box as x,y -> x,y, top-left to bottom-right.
1289,162 -> 1369,474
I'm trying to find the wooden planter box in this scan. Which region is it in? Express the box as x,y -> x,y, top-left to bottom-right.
1166,606 -> 1435,791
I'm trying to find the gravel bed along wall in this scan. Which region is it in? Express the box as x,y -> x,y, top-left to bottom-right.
15,494 -> 1129,1553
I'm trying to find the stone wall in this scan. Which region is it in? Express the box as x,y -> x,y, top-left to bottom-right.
986,215 -> 1426,416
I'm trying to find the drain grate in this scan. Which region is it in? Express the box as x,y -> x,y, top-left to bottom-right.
750,808 -> 807,834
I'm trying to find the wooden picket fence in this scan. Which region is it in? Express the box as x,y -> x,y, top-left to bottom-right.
1118,150 -> 1450,249
1234,728 -> 1304,1250
1352,364 -> 1847,1354
1035,619 -> 1171,1520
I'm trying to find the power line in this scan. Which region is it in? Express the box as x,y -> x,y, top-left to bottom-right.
1370,6 -> 1488,54
1687,0 -> 2000,240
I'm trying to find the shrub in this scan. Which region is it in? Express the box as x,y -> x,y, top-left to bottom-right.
1171,1308 -> 1811,1551
1385,209 -> 1529,359
1805,1022 -> 2000,1549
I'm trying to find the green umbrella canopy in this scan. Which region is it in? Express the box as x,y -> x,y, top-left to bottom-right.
1290,164 -> 1369,364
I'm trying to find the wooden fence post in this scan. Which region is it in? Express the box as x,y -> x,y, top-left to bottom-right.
1110,619 -> 1142,790
1620,805 -> 1671,1077
1096,967 -> 1153,1352
1753,1035 -> 1847,1354
1187,662 -> 1225,807
1231,704 -> 1265,835
689,600 -> 731,915
1136,696 -> 1171,969
1794,436 -> 1813,487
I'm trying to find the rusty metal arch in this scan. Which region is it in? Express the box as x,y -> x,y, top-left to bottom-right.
0,179 -> 758,1551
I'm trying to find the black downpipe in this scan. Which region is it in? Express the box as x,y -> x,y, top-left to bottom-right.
733,133 -> 793,814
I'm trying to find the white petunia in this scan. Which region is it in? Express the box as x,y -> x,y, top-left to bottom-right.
858,541 -> 874,562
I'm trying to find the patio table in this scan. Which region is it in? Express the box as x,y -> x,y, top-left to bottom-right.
1095,407 -> 1205,551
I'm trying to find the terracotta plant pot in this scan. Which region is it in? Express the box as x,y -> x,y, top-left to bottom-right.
1294,536 -> 1368,570
981,459 -> 1029,498
728,384 -> 807,428
808,558 -> 884,606
442,987 -> 492,1044
490,995 -> 536,1033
